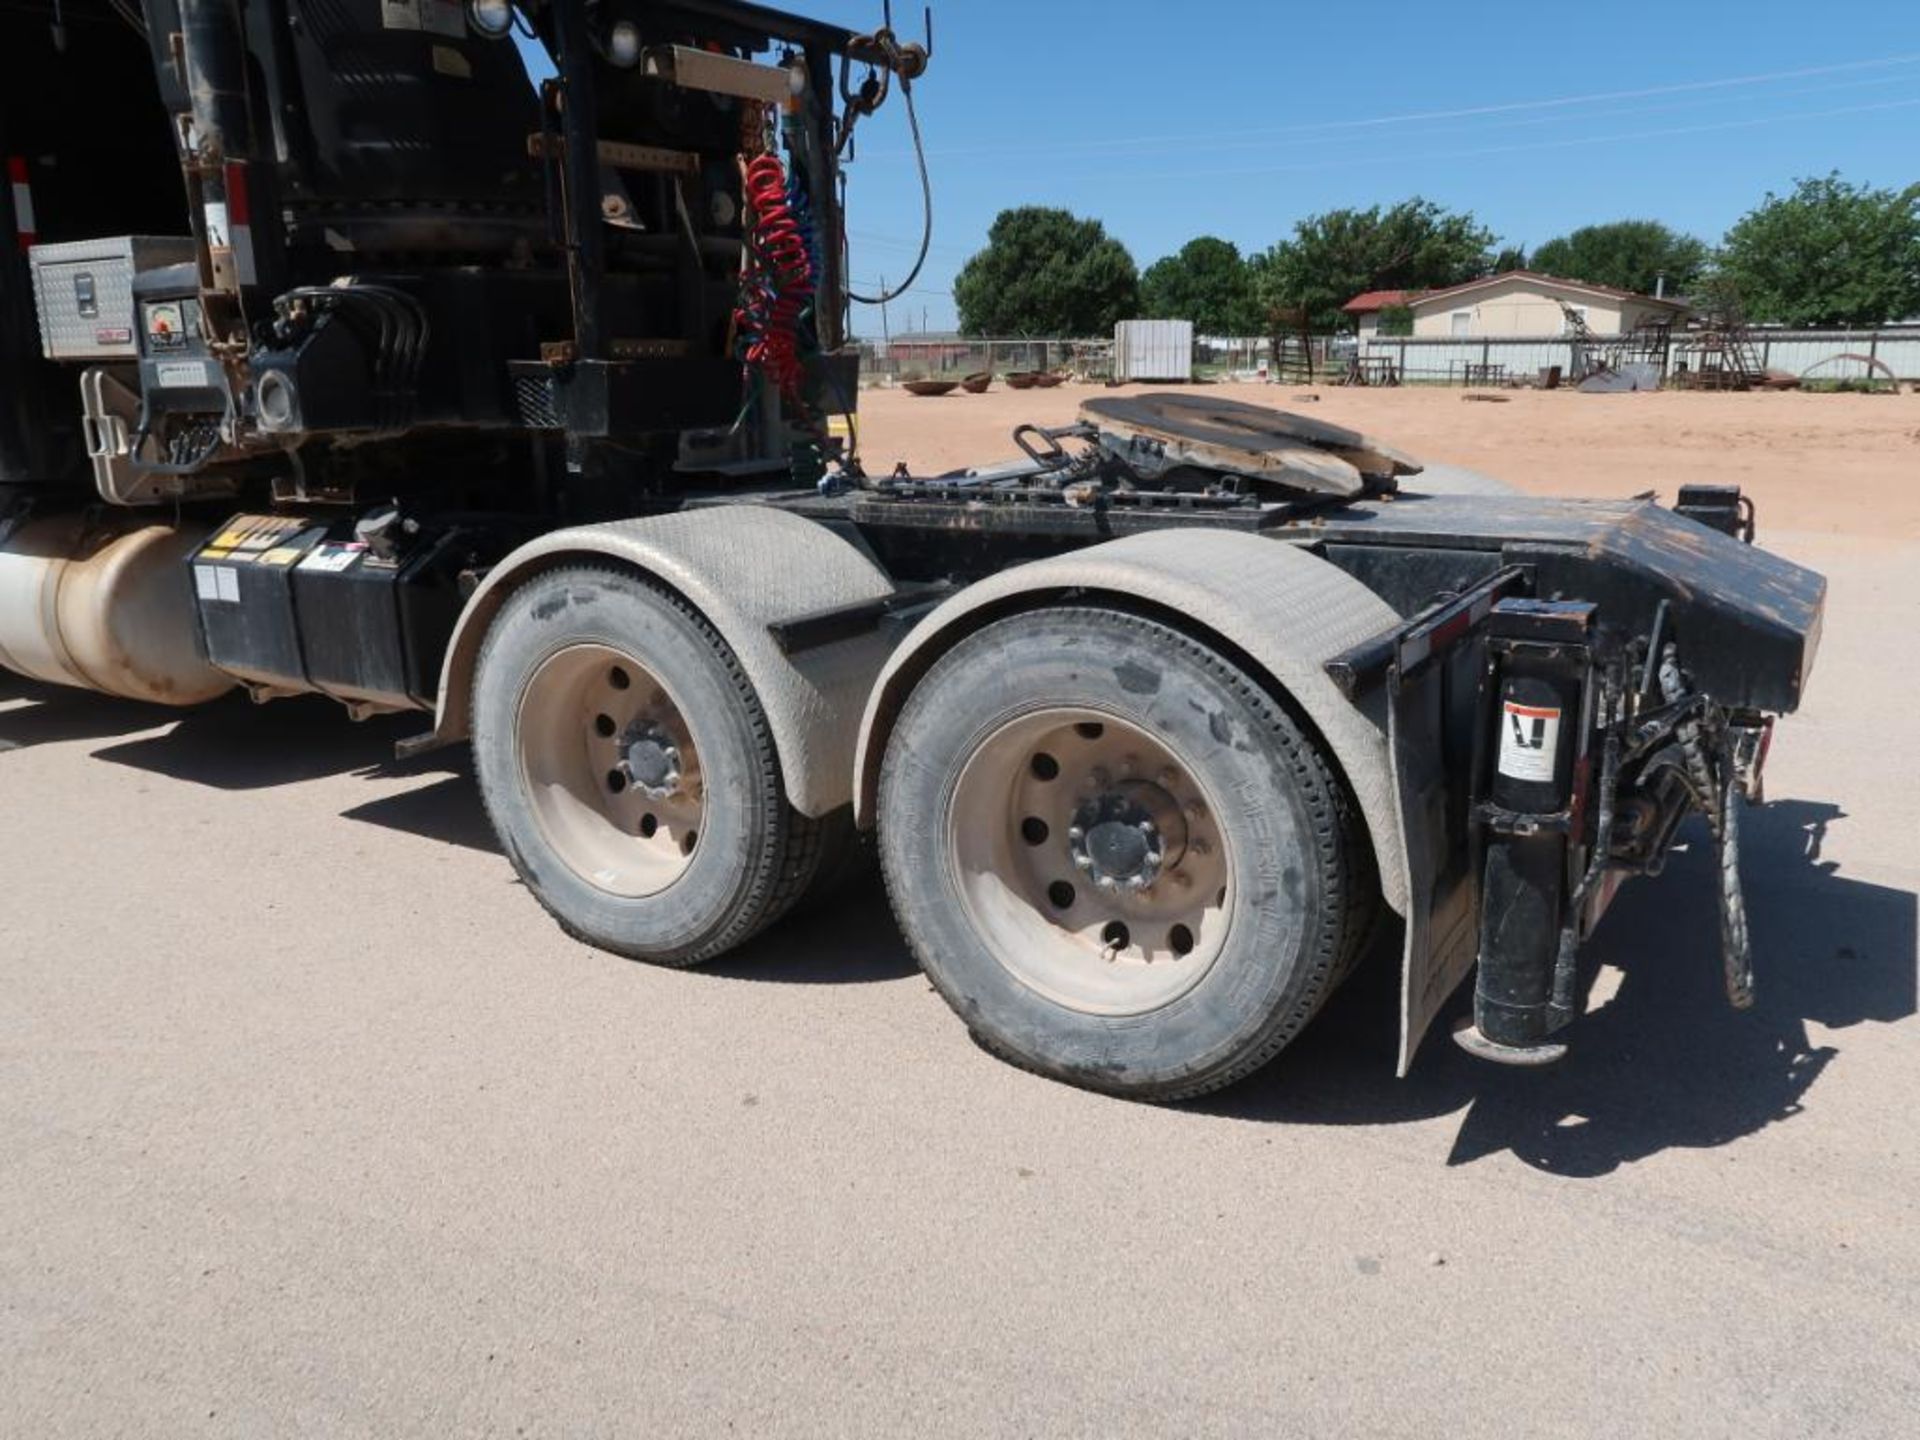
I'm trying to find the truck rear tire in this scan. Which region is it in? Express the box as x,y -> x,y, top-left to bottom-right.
877,606 -> 1376,1101
472,564 -> 832,967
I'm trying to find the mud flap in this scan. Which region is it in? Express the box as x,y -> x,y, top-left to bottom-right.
1392,651 -> 1481,1075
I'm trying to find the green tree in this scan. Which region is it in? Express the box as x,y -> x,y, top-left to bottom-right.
1139,236 -> 1261,334
1715,173 -> 1920,326
1376,303 -> 1415,337
953,207 -> 1140,336
1529,220 -> 1707,297
1493,245 -> 1529,273
1252,198 -> 1495,332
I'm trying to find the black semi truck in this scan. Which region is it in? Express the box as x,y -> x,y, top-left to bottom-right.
0,0 -> 1824,1098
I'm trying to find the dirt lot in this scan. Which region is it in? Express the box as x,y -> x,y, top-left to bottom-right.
3,388 -> 1917,1437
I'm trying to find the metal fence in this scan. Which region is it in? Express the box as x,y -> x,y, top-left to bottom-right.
1359,327 -> 1920,385
857,327 -> 1920,389
855,335 -> 1355,386
858,338 -> 1114,386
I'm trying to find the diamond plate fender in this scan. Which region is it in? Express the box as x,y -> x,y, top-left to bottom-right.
850,528 -> 1412,915
431,507 -> 896,819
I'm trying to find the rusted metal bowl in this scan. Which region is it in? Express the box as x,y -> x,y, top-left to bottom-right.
961,372 -> 993,394
1005,372 -> 1042,390
1032,372 -> 1066,388
903,379 -> 960,397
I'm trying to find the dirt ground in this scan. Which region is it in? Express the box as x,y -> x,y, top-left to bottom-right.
3,387 -> 1917,1437
857,381 -> 1920,540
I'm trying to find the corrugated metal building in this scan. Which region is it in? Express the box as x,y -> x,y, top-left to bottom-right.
1114,319 -> 1192,382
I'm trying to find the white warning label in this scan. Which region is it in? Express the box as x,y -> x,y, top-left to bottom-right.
155,360 -> 215,389
298,543 -> 366,574
1497,701 -> 1562,782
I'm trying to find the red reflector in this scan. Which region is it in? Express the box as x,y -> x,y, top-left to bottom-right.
8,154 -> 34,252
223,161 -> 251,225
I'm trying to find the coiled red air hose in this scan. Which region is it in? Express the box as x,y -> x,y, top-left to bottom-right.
737,152 -> 815,401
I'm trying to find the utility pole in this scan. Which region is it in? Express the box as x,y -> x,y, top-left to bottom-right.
879,277 -> 891,348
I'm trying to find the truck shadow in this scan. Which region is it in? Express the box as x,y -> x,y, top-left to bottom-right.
0,676 -> 183,752
708,867 -> 923,985
73,688 -> 503,851
87,691 -> 429,787
79,687 -> 914,971
338,770 -> 503,853
1203,799 -> 1917,1177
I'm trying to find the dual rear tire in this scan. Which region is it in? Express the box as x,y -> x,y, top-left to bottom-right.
473,570 -> 1375,1099
877,607 -> 1374,1101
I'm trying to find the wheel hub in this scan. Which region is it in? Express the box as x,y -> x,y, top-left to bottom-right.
945,709 -> 1232,1016
1068,782 -> 1187,892
514,644 -> 704,899
619,724 -> 683,799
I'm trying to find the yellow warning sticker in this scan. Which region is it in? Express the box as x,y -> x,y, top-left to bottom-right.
258,547 -> 303,567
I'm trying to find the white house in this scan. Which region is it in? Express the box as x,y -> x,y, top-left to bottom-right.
1404,271 -> 1687,337
1344,271 -> 1688,339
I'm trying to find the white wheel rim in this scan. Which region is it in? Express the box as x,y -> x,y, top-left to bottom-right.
516,643 -> 705,898
944,708 -> 1233,1016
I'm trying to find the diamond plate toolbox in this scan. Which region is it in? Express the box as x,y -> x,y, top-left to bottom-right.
27,235 -> 195,361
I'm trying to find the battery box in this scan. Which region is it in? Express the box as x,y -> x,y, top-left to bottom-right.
290,529 -> 467,710
191,513 -> 467,710
192,516 -> 332,694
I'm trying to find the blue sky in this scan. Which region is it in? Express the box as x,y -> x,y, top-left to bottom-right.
523,2 -> 1920,333
800,0 -> 1920,333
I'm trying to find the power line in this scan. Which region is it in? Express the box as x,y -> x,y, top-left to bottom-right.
848,230 -> 972,259
1100,93 -> 1920,183
867,51 -> 1920,162
991,71 -> 1916,165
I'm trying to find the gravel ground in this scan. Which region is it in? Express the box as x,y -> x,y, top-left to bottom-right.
3,389 -> 1916,1437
